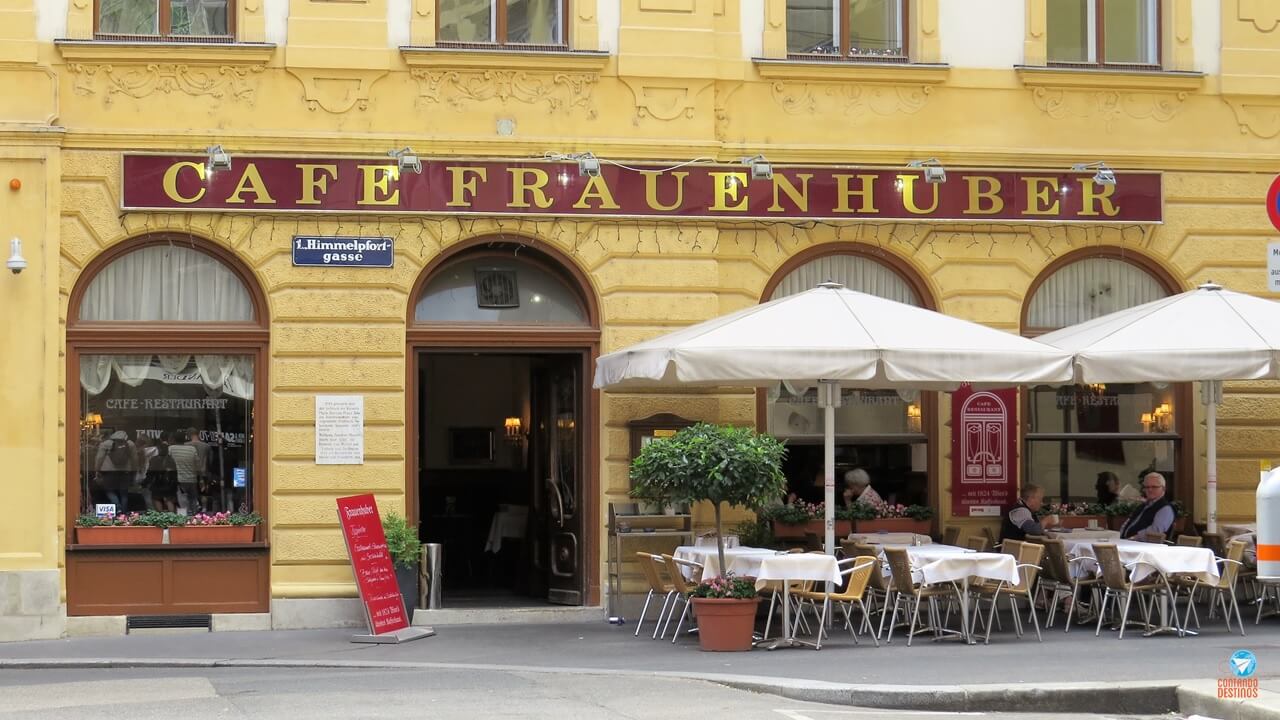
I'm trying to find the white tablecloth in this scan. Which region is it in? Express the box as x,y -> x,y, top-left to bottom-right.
723,553 -> 843,590
484,505 -> 528,553
673,545 -> 774,579
845,532 -> 932,547
1073,539 -> 1221,584
1050,529 -> 1121,555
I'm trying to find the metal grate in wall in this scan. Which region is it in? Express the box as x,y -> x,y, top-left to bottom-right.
126,614 -> 212,631
474,268 -> 520,308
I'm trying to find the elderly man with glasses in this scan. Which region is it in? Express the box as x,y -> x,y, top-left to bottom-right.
1118,471 -> 1175,539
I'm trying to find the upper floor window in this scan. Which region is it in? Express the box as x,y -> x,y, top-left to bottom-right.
786,0 -> 906,61
438,0 -> 566,47
97,0 -> 233,41
1047,0 -> 1160,68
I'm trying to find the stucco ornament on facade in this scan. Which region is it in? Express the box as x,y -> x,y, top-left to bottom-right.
69,63 -> 265,105
1238,0 -> 1280,32
769,82 -> 932,119
411,69 -> 599,117
1030,88 -> 1188,129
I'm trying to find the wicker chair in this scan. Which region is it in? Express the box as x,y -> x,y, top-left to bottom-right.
965,536 -> 989,552
1200,531 -> 1227,558
943,526 -> 962,547
1037,538 -> 1098,630
1175,535 -> 1203,547
970,541 -> 1046,643
1092,543 -> 1175,639
660,554 -> 703,643
634,552 -> 680,639
849,542 -> 891,634
883,546 -> 957,646
982,526 -> 1000,551
791,556 -> 881,649
1138,530 -> 1167,544
1175,539 -> 1247,636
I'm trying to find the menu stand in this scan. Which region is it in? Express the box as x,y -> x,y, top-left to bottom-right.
352,626 -> 435,644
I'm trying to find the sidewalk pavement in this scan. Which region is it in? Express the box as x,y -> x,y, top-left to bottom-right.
1,619 -> 1278,717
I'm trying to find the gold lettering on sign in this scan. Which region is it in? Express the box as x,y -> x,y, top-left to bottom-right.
446,167 -> 487,208
298,164 -> 338,205
709,172 -> 749,212
963,176 -> 1004,215
357,165 -> 401,206
225,164 -> 276,205
161,161 -> 207,204
833,174 -> 877,213
644,171 -> 687,211
1077,178 -> 1120,217
898,175 -> 940,215
572,175 -> 621,210
769,173 -> 812,213
1023,177 -> 1061,216
508,168 -> 554,209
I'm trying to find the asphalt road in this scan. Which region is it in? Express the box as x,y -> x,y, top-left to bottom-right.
0,667 -> 1184,720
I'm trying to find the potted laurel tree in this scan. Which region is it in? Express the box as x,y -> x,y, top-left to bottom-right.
382,512 -> 423,616
630,422 -> 787,652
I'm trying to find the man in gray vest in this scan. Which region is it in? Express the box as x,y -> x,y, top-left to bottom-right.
1119,471 -> 1175,539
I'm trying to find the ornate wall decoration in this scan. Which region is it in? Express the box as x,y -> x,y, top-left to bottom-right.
69,63 -> 264,105
621,78 -> 712,121
713,81 -> 742,141
1224,98 -> 1280,139
287,69 -> 386,113
1238,0 -> 1280,33
768,82 -> 932,119
1030,88 -> 1189,128
412,69 -> 599,117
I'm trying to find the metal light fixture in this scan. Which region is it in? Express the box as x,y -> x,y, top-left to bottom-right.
741,154 -> 773,180
1072,161 -> 1117,186
389,147 -> 422,174
205,145 -> 232,174
906,403 -> 922,433
574,152 -> 601,177
907,158 -> 946,184
504,417 -> 524,443
6,237 -> 26,275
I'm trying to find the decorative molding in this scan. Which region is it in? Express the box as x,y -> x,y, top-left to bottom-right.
620,77 -> 712,121
401,47 -> 609,72
1016,66 -> 1205,92
755,59 -> 950,85
1028,87 -> 1189,127
1238,0 -> 1280,33
410,68 -> 599,117
1223,97 -> 1280,139
713,81 -> 742,141
414,0 -> 432,15
287,69 -> 386,113
767,81 -> 932,118
56,41 -> 277,65
68,62 -> 265,105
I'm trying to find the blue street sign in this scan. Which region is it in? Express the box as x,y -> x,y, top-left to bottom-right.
292,236 -> 393,268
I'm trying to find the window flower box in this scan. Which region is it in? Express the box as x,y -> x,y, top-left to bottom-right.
169,512 -> 261,545
76,525 -> 164,545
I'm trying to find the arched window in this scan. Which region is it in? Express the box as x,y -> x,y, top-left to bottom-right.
761,247 -> 933,509
1023,251 -> 1184,505
414,254 -> 589,326
68,237 -> 267,542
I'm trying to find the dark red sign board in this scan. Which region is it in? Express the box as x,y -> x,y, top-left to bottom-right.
1268,175 -> 1280,233
950,386 -> 1019,519
121,154 -> 1164,223
336,494 -> 410,635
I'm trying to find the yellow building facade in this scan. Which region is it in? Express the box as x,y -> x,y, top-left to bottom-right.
1,0 -> 1278,639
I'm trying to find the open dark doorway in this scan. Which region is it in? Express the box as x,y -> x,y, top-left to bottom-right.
417,351 -> 584,608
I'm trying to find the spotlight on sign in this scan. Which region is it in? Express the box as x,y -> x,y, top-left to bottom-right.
389,147 -> 423,174
205,145 -> 232,174
907,158 -> 946,184
575,152 -> 601,178
740,154 -> 773,180
1072,161 -> 1116,187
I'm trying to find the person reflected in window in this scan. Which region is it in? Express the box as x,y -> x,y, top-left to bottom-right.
169,431 -> 201,514
146,432 -> 179,513
841,469 -> 883,508
1001,483 -> 1059,543
1119,471 -> 1175,539
1095,470 -> 1120,506
787,469 -> 827,505
94,430 -> 137,512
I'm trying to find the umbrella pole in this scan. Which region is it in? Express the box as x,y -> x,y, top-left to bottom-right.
1204,381 -> 1223,534
820,381 -> 839,557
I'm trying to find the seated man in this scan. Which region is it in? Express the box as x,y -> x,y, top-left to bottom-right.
1000,483 -> 1058,543
841,468 -> 883,508
1119,471 -> 1175,539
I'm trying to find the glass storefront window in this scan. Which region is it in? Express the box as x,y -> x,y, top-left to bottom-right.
78,354 -> 254,517
1047,0 -> 1159,66
1026,438 -> 1176,503
1027,383 -> 1176,435
415,256 -> 588,325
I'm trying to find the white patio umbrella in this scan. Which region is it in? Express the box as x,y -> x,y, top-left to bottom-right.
1038,282 -> 1280,533
595,282 -> 1075,556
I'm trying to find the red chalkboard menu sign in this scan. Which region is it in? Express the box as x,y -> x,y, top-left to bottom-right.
951,386 -> 1019,519
336,494 -> 410,635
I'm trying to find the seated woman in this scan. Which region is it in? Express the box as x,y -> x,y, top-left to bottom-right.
1095,471 -> 1119,506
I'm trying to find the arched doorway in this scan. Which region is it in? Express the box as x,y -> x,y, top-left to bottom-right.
66,234 -> 270,616
407,238 -> 601,608
757,244 -> 939,521
1021,249 -> 1191,511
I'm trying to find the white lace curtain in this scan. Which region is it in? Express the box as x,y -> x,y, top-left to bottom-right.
769,254 -> 920,306
1027,257 -> 1168,330
79,244 -> 254,323
80,355 -> 254,400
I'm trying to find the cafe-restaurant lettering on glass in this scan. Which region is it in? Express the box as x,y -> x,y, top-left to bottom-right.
122,155 -> 1164,223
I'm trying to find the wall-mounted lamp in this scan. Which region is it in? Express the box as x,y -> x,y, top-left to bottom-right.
1071,161 -> 1117,186
81,412 -> 103,430
906,403 -> 922,433
1087,383 -> 1107,397
1140,412 -> 1154,433
1153,402 -> 1173,432
504,417 -> 525,443
907,158 -> 947,184
389,147 -> 422,174
7,237 -> 26,275
205,145 -> 232,174
740,154 -> 773,180
575,152 -> 601,177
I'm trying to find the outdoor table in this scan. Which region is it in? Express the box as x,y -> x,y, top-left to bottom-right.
845,532 -> 932,547
1070,539 -> 1219,636
1051,529 -> 1121,557
886,545 -> 1017,645
726,552 -> 842,650
672,545 -> 774,580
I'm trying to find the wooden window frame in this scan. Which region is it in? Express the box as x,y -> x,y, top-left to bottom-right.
786,0 -> 910,64
65,234 -> 269,549
1047,0 -> 1163,71
436,0 -> 571,50
93,0 -> 237,43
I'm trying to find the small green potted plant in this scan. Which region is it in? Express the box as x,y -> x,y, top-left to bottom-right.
852,502 -> 934,535
685,574 -> 760,651
169,510 -> 261,544
1035,502 -> 1107,530
630,423 -> 787,651
382,512 -> 423,615
74,511 -> 165,545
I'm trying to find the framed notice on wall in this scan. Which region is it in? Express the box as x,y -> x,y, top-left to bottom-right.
950,386 -> 1019,518
316,395 -> 364,465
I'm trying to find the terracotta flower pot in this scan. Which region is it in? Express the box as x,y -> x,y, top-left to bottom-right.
690,597 -> 760,652
76,526 -> 164,545
853,518 -> 931,535
168,525 -> 256,545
